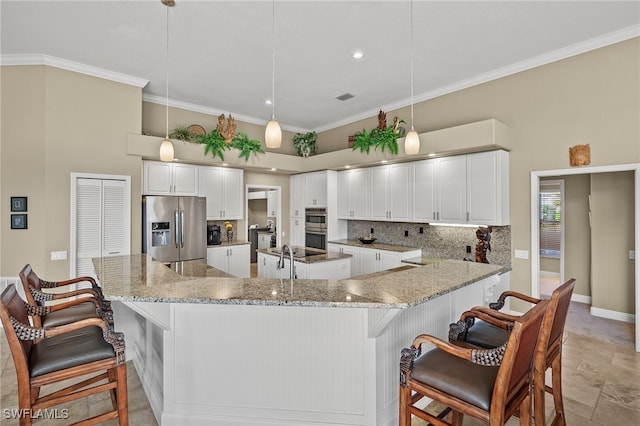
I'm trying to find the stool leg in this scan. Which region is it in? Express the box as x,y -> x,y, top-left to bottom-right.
116,363 -> 129,426
399,385 -> 412,426
550,353 -> 565,426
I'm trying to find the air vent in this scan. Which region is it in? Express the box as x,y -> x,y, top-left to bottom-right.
336,93 -> 355,101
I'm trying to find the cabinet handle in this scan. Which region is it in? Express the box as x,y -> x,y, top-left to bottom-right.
433,211 -> 436,220
437,212 -> 440,220
466,212 -> 470,221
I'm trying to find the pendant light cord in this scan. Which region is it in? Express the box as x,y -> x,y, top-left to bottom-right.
271,0 -> 276,121
165,2 -> 170,139
410,0 -> 414,132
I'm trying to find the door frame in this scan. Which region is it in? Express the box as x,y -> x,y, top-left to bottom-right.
245,184 -> 282,248
530,163 -> 640,352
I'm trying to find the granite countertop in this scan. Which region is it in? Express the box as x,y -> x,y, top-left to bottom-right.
257,246 -> 352,264
401,255 -> 444,266
92,254 -> 507,309
207,240 -> 250,248
328,239 -> 421,253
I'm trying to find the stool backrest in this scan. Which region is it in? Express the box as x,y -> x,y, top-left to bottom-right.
0,284 -> 33,376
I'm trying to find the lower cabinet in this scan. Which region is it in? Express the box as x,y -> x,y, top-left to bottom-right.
257,253 -> 351,280
207,245 -> 250,278
328,243 -> 421,278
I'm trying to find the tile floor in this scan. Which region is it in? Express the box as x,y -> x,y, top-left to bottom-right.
1,302 -> 638,425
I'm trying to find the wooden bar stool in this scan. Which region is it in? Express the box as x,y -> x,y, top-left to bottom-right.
399,299 -> 549,426
0,284 -> 128,426
449,278 -> 575,425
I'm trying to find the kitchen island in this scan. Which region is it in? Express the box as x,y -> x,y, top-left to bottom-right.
94,254 -> 508,426
256,246 -> 353,280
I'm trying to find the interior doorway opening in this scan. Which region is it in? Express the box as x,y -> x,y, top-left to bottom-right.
539,179 -> 564,297
245,184 -> 281,266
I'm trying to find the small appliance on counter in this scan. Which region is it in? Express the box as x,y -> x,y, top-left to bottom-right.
207,224 -> 222,245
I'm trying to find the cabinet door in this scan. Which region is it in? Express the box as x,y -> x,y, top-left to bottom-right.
227,245 -> 250,278
351,168 -> 370,219
172,163 -> 199,196
466,150 -> 509,225
207,247 -> 227,272
222,168 -> 243,219
290,174 -> 305,217
337,172 -> 351,218
267,190 -> 278,217
389,163 -> 411,221
293,262 -> 309,279
378,250 -> 402,271
340,245 -> 359,278
257,253 -> 280,278
144,161 -> 173,195
413,159 -> 437,222
370,166 -> 389,220
291,218 -> 305,246
437,156 -> 467,223
305,172 -> 327,207
199,166 -> 224,219
358,248 -> 378,275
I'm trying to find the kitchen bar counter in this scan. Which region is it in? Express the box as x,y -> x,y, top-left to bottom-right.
93,253 -> 505,308
95,254 -> 508,426
256,246 -> 352,264
207,240 -> 250,248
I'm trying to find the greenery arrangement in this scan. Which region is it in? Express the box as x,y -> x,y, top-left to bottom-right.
351,125 -> 403,155
196,130 -> 265,162
292,131 -> 318,157
231,132 -> 265,161
169,125 -> 195,141
196,130 -> 230,160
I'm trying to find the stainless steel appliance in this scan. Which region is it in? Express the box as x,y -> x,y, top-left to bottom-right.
142,196 -> 207,263
305,207 -> 327,250
207,224 -> 222,245
249,226 -> 271,263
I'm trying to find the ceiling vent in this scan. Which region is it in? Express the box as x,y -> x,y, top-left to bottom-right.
336,93 -> 355,101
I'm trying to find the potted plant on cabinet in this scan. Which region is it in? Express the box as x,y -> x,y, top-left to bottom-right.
231,132 -> 265,161
292,131 -> 318,157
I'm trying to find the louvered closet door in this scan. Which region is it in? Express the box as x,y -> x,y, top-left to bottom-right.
75,178 -> 128,276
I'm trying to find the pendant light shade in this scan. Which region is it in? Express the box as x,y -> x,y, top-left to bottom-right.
159,138 -> 175,161
265,0 -> 282,148
404,129 -> 420,155
406,0 -> 420,155
160,0 -> 174,162
265,119 -> 282,148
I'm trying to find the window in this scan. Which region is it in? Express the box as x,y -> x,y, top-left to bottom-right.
539,186 -> 561,258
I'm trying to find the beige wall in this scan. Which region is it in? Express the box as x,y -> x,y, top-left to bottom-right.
1,66 -> 143,279
564,174 -> 592,298
591,172 -> 635,314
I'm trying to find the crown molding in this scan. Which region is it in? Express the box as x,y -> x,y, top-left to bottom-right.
0,54 -> 149,88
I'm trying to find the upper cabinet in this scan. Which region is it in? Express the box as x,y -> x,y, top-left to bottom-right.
339,150 -> 509,226
267,190 -> 278,217
198,166 -> 243,220
305,171 -> 327,207
143,161 -> 198,196
338,168 -> 370,219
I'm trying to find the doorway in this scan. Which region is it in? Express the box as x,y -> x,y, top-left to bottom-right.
531,164 -> 640,352
539,180 -> 564,297
245,184 -> 281,271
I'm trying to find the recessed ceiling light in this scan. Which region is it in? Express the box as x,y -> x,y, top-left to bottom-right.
222,163 -> 228,166
427,153 -> 436,157
352,50 -> 365,60
345,165 -> 351,169
271,168 -> 277,171
381,160 -> 388,163
265,99 -> 273,106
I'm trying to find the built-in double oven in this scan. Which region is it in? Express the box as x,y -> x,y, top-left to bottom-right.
305,207 -> 327,250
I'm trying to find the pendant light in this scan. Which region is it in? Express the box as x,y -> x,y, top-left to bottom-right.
159,0 -> 175,162
265,0 -> 282,148
404,0 -> 420,155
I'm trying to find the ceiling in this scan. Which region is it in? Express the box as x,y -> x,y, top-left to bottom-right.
2,1 -> 639,133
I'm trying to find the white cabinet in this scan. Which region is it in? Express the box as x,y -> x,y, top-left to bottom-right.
290,217 -> 306,247
290,174 -> 306,217
207,245 -> 250,278
338,168 -> 370,219
466,150 -> 509,226
370,163 -> 411,221
437,155 -> 468,223
328,243 -> 360,277
412,159 -> 438,222
305,171 -> 327,207
198,166 -> 243,220
328,243 -> 420,278
257,252 -> 350,280
258,233 -> 273,250
143,161 -> 198,196
257,252 -> 280,279
267,190 -> 278,217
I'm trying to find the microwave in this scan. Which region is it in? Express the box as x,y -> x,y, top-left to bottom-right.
305,207 -> 327,225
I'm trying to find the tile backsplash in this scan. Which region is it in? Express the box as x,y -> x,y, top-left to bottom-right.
347,221 -> 511,267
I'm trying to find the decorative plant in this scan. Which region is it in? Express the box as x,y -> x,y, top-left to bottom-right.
351,125 -> 403,155
196,130 -> 230,160
169,125 -> 194,142
292,131 -> 318,157
231,132 -> 265,161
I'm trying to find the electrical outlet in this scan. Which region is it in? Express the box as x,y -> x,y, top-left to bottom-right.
514,249 -> 529,259
370,228 -> 374,234
51,251 -> 67,261
630,250 -> 636,260
404,230 -> 409,237
466,245 -> 472,254
419,227 -> 424,234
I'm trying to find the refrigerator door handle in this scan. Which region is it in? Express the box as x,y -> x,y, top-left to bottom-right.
174,208 -> 180,248
180,209 -> 185,249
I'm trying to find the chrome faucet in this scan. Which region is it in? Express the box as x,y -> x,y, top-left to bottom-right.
277,244 -> 296,280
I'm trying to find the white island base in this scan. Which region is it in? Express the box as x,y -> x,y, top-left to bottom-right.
114,274 -> 501,426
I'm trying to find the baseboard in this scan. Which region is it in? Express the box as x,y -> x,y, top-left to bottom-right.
571,294 -> 592,304
590,306 -> 635,323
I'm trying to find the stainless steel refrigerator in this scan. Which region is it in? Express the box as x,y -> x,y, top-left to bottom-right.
142,196 -> 207,263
